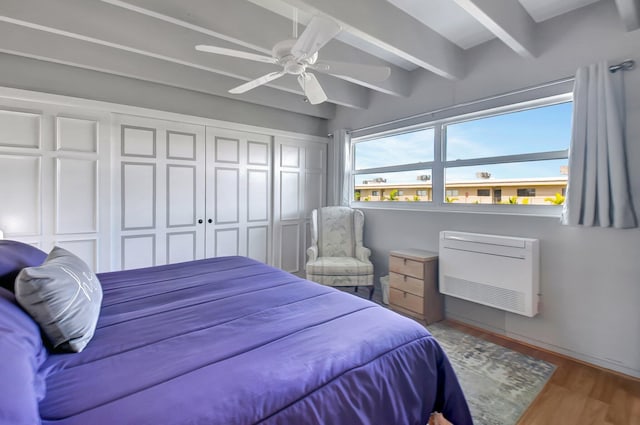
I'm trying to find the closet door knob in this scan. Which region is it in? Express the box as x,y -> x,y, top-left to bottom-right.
208,219 -> 213,224
198,219 -> 203,224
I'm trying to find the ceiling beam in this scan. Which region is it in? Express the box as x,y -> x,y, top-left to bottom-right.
273,0 -> 465,80
0,22 -> 335,118
102,0 -> 411,97
452,0 -> 537,58
0,0 -> 368,109
614,0 -> 640,31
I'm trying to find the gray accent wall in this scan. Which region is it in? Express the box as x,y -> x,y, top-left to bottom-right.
330,1 -> 640,377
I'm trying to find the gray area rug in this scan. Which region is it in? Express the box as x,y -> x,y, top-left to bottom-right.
339,287 -> 555,424
426,322 -> 555,425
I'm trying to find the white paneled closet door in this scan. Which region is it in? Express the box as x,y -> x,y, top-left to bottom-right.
0,99 -> 110,271
273,136 -> 327,276
205,127 -> 272,264
114,115 -> 205,270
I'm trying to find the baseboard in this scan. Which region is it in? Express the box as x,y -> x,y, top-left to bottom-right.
445,318 -> 640,382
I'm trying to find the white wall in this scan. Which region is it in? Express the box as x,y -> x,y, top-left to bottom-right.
0,53 -> 328,137
330,0 -> 640,377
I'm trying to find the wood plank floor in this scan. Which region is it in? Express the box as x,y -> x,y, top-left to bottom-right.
445,320 -> 640,425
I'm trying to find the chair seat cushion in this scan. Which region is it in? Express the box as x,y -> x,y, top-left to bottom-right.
306,274 -> 373,287
305,257 -> 373,276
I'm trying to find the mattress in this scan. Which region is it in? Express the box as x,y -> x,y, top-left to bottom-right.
37,256 -> 472,425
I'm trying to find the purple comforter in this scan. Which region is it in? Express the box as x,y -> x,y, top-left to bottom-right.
38,256 -> 472,425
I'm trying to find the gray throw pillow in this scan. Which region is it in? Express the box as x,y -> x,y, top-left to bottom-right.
15,246 -> 103,353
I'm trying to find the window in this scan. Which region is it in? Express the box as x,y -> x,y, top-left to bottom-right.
352,128 -> 434,202
444,100 -> 571,205
371,191 -> 379,196
517,188 -> 536,197
351,93 -> 572,211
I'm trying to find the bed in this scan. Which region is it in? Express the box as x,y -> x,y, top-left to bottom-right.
0,243 -> 472,425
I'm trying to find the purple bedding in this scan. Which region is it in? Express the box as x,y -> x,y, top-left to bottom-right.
30,256 -> 471,424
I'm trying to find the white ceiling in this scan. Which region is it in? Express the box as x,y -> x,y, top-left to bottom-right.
0,0 -> 637,118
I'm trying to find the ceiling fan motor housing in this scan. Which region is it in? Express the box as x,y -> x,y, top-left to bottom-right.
273,39 -> 317,75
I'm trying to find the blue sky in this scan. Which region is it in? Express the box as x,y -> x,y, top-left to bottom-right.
354,101 -> 572,185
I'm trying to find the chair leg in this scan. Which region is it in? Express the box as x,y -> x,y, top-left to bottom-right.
368,285 -> 375,300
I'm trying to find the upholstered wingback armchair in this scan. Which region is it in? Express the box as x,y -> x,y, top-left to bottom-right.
305,206 -> 374,298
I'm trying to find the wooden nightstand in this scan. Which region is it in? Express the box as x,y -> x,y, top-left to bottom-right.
388,249 -> 444,324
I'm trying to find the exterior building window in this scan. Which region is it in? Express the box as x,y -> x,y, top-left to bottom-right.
517,188 -> 536,197
350,93 -> 572,211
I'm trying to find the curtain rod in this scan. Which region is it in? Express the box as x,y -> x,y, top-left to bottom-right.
343,58 -> 635,137
609,59 -> 635,72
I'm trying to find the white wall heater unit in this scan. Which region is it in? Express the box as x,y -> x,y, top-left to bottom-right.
439,231 -> 540,317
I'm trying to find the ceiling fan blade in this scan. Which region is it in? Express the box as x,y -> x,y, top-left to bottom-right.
229,71 -> 286,94
311,60 -> 391,83
195,45 -> 277,64
291,16 -> 341,60
297,73 -> 328,105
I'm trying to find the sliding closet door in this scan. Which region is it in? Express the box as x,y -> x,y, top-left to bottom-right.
205,127 -> 272,264
273,136 -> 327,275
0,99 -> 110,271
114,115 -> 205,270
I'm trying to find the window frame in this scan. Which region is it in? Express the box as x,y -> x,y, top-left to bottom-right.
349,92 -> 572,217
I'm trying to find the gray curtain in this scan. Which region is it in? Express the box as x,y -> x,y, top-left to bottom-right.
561,61 -> 637,228
337,129 -> 352,206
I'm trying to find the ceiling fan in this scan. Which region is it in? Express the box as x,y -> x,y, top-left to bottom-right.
195,15 -> 391,105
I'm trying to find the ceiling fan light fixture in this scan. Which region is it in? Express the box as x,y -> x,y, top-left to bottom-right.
283,61 -> 306,75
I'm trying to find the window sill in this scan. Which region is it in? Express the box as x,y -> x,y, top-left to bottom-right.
350,201 -> 563,218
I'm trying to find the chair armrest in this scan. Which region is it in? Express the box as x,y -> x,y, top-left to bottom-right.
307,245 -> 318,262
355,246 -> 371,262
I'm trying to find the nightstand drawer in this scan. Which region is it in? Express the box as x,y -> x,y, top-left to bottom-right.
389,255 -> 424,279
389,287 -> 424,315
389,272 -> 424,297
